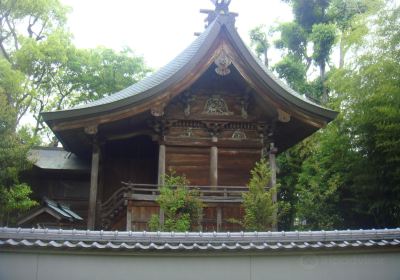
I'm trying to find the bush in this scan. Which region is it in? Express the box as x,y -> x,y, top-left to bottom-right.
149,171 -> 203,232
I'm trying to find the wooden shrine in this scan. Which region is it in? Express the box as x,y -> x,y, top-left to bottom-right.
27,2 -> 337,231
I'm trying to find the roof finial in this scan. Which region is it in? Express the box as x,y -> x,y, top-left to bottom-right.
211,0 -> 231,14
196,0 -> 237,32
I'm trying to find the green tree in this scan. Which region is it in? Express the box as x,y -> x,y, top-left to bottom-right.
285,4 -> 400,230
1,0 -> 150,141
249,25 -> 270,67
0,95 -> 37,226
328,5 -> 400,227
149,172 -> 203,232
242,159 -> 277,231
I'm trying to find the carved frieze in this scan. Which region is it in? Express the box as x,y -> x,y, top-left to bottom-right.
203,95 -> 233,116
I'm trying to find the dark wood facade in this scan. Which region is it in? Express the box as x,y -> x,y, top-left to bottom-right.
27,3 -> 337,231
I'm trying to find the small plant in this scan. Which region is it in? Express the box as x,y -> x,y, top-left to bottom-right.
148,171 -> 203,232
241,158 -> 278,231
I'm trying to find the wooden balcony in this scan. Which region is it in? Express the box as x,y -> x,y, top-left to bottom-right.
101,182 -> 249,231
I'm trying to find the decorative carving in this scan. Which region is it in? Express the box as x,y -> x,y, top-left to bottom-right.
203,95 -> 233,115
205,122 -> 226,137
150,104 -> 165,117
148,117 -> 172,137
214,50 -> 232,76
239,92 -> 250,119
232,130 -> 247,140
180,91 -> 195,117
84,125 -> 98,135
277,108 -> 291,122
181,127 -> 194,137
174,120 -> 204,129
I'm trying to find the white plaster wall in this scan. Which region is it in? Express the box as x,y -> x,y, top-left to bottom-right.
0,251 -> 399,280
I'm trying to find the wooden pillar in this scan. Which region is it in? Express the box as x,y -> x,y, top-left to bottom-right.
158,143 -> 166,225
158,143 -> 166,185
126,201 -> 132,231
210,136 -> 218,187
269,142 -> 278,231
216,207 -> 222,232
87,139 -> 100,230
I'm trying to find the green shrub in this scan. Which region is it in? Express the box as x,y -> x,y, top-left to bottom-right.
242,159 -> 278,231
149,171 -> 203,232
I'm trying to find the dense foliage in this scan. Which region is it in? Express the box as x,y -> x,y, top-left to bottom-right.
149,172 -> 203,232
249,1 -> 399,230
0,0 -> 150,221
0,95 -> 37,226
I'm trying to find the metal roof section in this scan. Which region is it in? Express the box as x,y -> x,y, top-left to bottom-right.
17,198 -> 83,226
28,147 -> 90,171
41,12 -> 337,123
1,228 -> 399,251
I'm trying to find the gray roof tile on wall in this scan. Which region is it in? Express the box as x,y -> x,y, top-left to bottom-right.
1,227 -> 399,251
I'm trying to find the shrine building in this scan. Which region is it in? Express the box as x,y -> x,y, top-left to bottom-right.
23,1 -> 337,231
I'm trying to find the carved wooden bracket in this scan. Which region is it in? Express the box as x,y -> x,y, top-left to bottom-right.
277,108 -> 291,123
150,103 -> 165,117
204,121 -> 227,137
84,125 -> 98,135
148,117 -> 172,137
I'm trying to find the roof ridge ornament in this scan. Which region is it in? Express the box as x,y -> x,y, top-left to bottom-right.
211,0 -> 231,13
199,0 -> 238,29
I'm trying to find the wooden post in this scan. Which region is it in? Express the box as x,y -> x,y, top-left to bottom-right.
158,143 -> 166,225
87,139 -> 100,230
216,207 -> 222,232
210,136 -> 218,187
158,143 -> 166,185
126,201 -> 132,231
269,142 -> 278,231
95,143 -> 104,228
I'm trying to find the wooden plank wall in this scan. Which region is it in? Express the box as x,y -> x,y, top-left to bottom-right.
165,146 -> 210,186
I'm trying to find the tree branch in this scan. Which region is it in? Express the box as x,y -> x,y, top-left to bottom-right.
4,16 -> 18,50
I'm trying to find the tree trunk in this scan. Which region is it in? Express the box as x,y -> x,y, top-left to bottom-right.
320,62 -> 328,103
339,37 -> 345,69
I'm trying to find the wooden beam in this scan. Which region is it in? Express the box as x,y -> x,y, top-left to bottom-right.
87,139 -> 100,230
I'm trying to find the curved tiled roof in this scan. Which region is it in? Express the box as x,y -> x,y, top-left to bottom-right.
41,14 -> 337,122
1,227 -> 399,251
41,20 -> 219,121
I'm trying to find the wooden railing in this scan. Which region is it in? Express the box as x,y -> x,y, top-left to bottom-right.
101,182 -> 249,225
